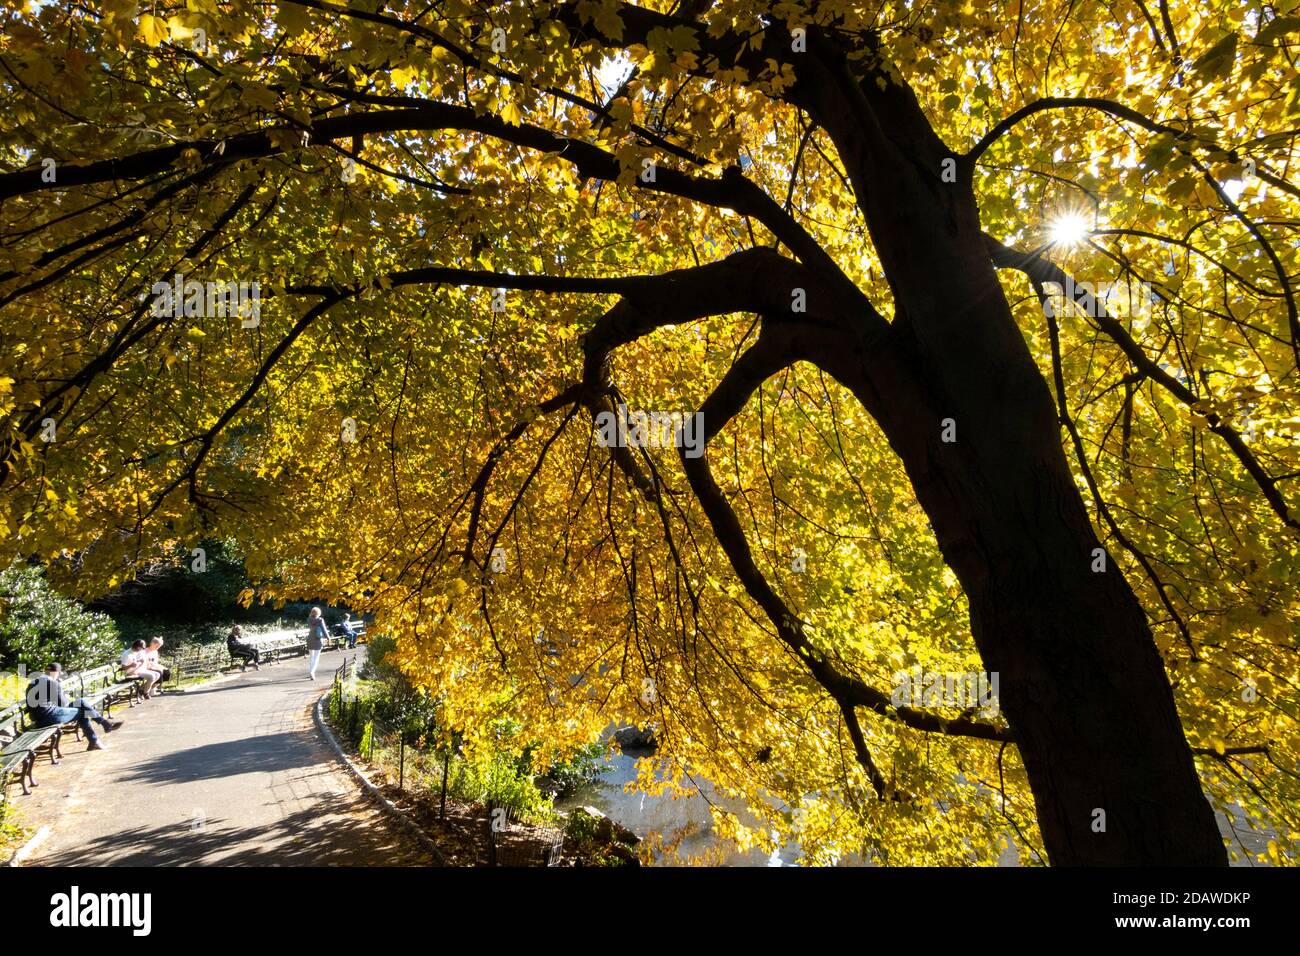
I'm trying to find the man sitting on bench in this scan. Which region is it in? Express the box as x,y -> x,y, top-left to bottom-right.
227,625 -> 261,670
26,663 -> 123,752
120,639 -> 160,699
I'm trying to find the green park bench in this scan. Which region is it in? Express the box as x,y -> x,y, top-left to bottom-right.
0,703 -> 37,797
0,702 -> 64,797
282,635 -> 309,658
240,633 -> 308,665
227,626 -> 359,667
2,656 -> 169,803
75,664 -> 140,716
328,622 -> 367,650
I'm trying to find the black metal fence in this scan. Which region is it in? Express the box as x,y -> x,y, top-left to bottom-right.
330,657 -> 439,795
166,630 -> 331,685
486,800 -> 565,867
165,642 -> 233,685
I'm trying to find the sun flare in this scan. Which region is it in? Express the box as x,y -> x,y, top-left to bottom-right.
1048,212 -> 1091,247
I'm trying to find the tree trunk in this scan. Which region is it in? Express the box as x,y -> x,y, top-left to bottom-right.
822,321 -> 1226,864
792,42 -> 1227,864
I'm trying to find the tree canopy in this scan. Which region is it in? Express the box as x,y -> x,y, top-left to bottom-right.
1,0 -> 1298,865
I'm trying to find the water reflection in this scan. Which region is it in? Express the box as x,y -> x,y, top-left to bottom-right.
554,749 -> 802,866
556,749 -> 1272,867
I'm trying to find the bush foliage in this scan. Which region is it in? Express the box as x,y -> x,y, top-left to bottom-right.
0,562 -> 119,672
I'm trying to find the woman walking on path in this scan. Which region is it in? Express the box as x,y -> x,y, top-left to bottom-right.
306,607 -> 329,681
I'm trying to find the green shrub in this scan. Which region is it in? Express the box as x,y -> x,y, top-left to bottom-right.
0,798 -> 26,857
338,655 -> 562,825
438,752 -> 553,823
360,632 -> 399,680
541,742 -> 608,796
564,806 -> 602,844
0,562 -> 119,672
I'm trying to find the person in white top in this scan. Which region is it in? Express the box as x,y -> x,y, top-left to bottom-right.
120,639 -> 160,699
143,636 -> 170,693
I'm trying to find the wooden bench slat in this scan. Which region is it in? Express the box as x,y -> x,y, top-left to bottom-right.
0,749 -> 33,796
0,750 -> 28,770
3,727 -> 60,755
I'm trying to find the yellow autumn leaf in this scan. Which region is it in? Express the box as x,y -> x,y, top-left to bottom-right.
137,13 -> 169,46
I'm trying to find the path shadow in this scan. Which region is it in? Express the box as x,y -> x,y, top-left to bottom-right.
39,805 -> 425,867
176,678 -> 314,697
116,732 -> 324,786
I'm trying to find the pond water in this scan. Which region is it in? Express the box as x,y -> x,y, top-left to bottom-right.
554,745 -> 1263,867
553,748 -> 802,866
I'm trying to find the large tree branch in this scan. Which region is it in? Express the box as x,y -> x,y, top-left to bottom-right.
679,329 -> 1012,746
281,0 -> 709,167
985,232 -> 1300,532
140,289 -> 353,521
0,99 -> 850,293
429,249 -> 821,680
8,96 -> 869,321
967,96 -> 1300,200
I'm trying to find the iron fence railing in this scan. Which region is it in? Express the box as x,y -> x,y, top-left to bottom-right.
165,642 -> 231,685
165,628 -> 334,685
328,660 -> 564,866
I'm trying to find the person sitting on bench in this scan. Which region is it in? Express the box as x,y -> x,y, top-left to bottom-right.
227,625 -> 260,670
120,639 -> 160,699
26,663 -> 123,751
143,637 -> 171,692
341,613 -> 359,650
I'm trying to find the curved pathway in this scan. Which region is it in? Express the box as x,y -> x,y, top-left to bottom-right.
14,648 -> 431,866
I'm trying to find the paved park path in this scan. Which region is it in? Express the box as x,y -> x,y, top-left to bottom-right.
15,647 -> 432,866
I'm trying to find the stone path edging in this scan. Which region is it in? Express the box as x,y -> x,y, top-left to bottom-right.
312,692 -> 447,865
6,823 -> 50,867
